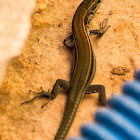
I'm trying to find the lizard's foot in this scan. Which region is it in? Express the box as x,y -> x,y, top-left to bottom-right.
21,87 -> 52,108
63,34 -> 74,49
90,18 -> 111,36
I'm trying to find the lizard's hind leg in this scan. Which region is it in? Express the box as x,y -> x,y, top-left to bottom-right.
85,85 -> 106,105
21,79 -> 70,108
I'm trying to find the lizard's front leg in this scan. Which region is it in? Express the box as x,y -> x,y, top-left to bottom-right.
64,18 -> 110,49
89,18 -> 110,36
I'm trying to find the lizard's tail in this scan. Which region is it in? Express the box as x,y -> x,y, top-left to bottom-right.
54,99 -> 80,140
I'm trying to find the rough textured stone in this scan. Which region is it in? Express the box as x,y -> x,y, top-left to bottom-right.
0,0 -> 140,140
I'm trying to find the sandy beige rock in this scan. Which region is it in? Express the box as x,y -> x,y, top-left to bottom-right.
0,0 -> 140,140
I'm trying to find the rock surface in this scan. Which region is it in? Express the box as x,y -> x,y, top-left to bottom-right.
0,0 -> 139,140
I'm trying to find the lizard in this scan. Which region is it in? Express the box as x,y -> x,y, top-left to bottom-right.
22,0 -> 110,139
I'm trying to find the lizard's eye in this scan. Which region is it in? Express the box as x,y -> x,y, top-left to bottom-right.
98,0 -> 101,3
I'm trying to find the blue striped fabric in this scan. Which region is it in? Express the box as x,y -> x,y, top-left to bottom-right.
70,70 -> 140,140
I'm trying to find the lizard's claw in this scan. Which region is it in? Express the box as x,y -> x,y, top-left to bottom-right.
21,95 -> 41,105
99,18 -> 111,34
41,98 -> 52,108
